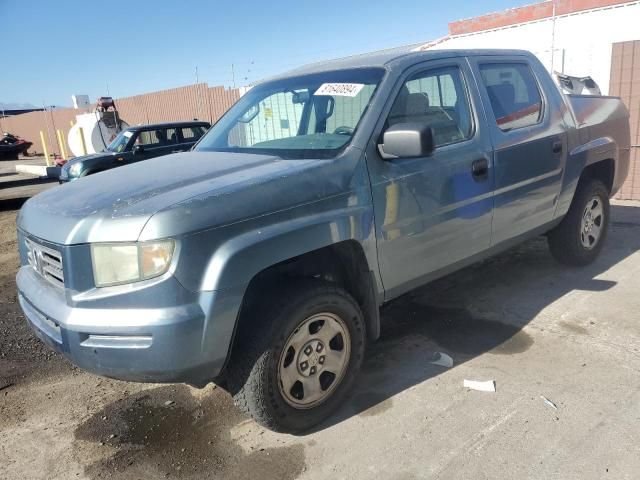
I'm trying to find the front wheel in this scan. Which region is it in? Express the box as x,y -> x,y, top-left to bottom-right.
226,281 -> 366,433
548,179 -> 610,266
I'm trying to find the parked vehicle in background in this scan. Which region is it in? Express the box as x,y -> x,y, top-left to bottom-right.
0,132 -> 32,160
16,49 -> 630,433
58,121 -> 210,182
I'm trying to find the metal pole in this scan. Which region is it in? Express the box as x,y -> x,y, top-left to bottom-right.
550,0 -> 556,72
231,63 -> 236,88
43,102 -> 54,159
195,66 -> 202,120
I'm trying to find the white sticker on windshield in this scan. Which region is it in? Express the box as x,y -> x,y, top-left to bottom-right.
315,83 -> 365,97
123,131 -> 133,138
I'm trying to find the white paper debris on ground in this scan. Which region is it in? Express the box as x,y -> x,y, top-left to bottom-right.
540,395 -> 558,410
463,379 -> 496,392
429,352 -> 454,368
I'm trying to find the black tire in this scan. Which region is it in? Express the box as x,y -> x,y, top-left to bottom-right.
547,178 -> 610,266
226,280 -> 366,433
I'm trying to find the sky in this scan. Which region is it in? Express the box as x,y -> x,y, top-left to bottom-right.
0,0 -> 534,107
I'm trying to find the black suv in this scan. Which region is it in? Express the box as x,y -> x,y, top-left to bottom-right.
60,121 -> 210,182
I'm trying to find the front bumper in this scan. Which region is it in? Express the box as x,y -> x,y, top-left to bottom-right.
16,266 -> 244,384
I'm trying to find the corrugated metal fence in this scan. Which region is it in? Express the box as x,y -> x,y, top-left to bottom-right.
0,83 -> 239,157
610,40 -> 640,200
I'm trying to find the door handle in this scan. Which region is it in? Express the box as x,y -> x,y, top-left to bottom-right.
471,158 -> 489,181
552,140 -> 563,154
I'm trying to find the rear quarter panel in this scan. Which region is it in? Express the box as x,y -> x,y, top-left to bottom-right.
557,95 -> 630,214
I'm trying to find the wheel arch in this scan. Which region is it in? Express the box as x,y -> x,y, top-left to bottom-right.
216,235 -> 382,381
580,157 -> 615,194
557,137 -> 618,217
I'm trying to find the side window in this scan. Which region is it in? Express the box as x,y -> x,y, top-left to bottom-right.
181,126 -> 206,142
387,66 -> 473,147
136,130 -> 168,147
479,63 -> 543,131
165,128 -> 178,144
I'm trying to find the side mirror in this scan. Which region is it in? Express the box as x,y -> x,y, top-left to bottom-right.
133,144 -> 144,155
380,123 -> 435,159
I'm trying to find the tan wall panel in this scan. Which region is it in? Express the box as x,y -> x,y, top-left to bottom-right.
610,40 -> 640,200
0,83 -> 239,158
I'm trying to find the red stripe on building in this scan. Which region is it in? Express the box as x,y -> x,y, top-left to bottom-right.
449,0 -> 634,35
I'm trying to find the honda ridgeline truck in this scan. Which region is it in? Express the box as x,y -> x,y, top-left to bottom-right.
16,50 -> 630,432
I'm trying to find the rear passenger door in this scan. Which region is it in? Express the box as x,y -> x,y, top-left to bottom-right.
367,59 -> 495,299
177,125 -> 208,151
469,56 -> 567,244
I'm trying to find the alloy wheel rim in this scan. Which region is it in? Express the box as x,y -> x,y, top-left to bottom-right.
580,196 -> 604,250
277,312 -> 351,409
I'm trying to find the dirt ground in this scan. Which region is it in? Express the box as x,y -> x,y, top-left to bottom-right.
1,200 -> 640,480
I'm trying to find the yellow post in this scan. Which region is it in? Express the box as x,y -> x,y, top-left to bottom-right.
56,129 -> 67,161
39,130 -> 51,166
78,127 -> 87,155
60,129 -> 69,159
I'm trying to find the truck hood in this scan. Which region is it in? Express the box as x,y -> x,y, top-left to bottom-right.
18,151 -> 359,245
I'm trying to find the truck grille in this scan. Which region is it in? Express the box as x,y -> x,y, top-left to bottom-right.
25,238 -> 64,288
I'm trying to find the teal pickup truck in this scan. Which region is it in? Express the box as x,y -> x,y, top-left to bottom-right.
16,49 -> 630,432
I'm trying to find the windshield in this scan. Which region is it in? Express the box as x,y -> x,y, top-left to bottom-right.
195,68 -> 384,159
107,130 -> 133,152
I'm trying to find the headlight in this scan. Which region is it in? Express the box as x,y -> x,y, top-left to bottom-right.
91,240 -> 175,287
68,162 -> 83,177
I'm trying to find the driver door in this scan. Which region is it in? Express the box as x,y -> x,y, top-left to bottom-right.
366,59 -> 495,299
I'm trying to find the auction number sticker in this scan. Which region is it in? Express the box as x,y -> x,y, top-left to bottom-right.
123,131 -> 133,138
315,83 -> 365,97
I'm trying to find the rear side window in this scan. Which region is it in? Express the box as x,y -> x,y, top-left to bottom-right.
136,129 -> 175,147
479,63 -> 543,131
387,66 -> 473,148
181,126 -> 207,142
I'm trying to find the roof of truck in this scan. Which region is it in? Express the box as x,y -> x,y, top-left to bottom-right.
265,48 -> 534,82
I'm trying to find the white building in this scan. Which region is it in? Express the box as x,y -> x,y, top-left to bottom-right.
416,0 -> 640,199
418,0 -> 640,95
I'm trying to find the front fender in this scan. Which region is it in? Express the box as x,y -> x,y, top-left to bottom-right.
167,188 -> 379,295
177,195 -> 379,376
200,203 -> 376,292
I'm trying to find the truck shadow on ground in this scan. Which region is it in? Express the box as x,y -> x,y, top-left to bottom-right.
319,203 -> 640,429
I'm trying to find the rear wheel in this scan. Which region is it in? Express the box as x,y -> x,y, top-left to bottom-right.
226,281 -> 365,433
548,179 -> 610,266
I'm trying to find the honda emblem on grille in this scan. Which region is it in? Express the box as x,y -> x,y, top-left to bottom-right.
28,243 -> 43,275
